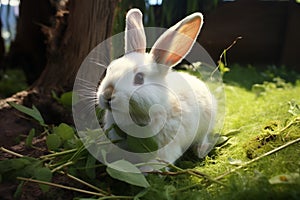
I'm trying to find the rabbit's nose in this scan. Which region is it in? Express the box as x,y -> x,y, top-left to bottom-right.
103,85 -> 114,101
99,85 -> 114,109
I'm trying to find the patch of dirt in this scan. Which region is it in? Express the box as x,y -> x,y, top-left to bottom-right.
0,89 -> 73,148
0,129 -> 47,199
0,89 -> 74,199
0,90 -> 36,148
0,135 -> 80,200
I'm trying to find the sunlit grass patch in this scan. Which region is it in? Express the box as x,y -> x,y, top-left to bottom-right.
1,65 -> 299,199
184,65 -> 300,199
199,75 -> 299,164
138,65 -> 300,200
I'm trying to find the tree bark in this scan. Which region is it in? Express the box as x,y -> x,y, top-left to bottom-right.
0,0 -> 117,147
34,0 -> 117,91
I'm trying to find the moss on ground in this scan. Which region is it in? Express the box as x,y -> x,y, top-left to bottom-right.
144,65 -> 300,200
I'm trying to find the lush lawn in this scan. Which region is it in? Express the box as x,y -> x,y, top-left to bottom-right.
140,65 -> 300,199
0,65 -> 299,199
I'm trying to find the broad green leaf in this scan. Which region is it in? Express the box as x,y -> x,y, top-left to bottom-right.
112,124 -> 127,138
106,159 -> 150,188
0,157 -> 40,181
101,149 -> 108,164
34,167 -> 52,192
164,185 -> 176,200
127,135 -> 158,153
13,181 -> 24,199
134,188 -> 150,200
46,134 -> 62,150
53,123 -> 74,141
85,154 -> 96,179
51,90 -> 59,101
0,157 -> 32,173
8,102 -> 45,126
60,91 -> 73,108
225,129 -> 241,136
52,91 -> 73,108
63,138 -> 81,149
25,128 -> 35,147
215,135 -> 229,146
11,158 -> 33,170
218,61 -> 230,75
32,105 -> 45,124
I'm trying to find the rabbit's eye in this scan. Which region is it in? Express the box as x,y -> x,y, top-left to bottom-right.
134,72 -> 144,85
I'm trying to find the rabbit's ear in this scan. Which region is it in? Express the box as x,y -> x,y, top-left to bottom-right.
125,8 -> 146,54
150,13 -> 203,67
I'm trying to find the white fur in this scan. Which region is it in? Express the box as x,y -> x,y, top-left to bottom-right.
97,9 -> 216,169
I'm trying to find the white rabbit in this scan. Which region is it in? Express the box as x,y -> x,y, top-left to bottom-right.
97,8 -> 216,170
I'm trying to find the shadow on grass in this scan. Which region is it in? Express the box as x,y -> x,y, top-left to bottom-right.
223,64 -> 300,90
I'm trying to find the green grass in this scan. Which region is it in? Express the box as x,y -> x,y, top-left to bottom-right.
0,69 -> 28,98
1,65 -> 300,199
197,84 -> 300,199
141,65 -> 300,199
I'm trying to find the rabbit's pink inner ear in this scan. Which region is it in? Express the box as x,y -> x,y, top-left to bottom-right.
150,14 -> 203,67
125,9 -> 146,54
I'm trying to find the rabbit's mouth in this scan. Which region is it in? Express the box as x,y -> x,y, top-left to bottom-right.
98,84 -> 114,110
99,94 -> 113,111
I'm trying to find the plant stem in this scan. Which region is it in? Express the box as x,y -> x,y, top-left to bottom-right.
97,196 -> 133,200
215,137 -> 300,180
175,182 -> 203,193
218,36 -> 242,65
280,117 -> 300,133
59,171 -> 110,195
0,147 -> 24,157
68,144 -> 86,161
51,161 -> 74,173
211,36 -> 242,77
188,170 -> 227,187
17,176 -> 134,199
17,177 -> 107,197
149,161 -> 226,187
40,148 -> 78,159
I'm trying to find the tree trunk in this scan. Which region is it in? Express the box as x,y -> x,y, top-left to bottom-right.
0,0 -> 117,147
8,0 -> 53,84
34,0 -> 117,91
